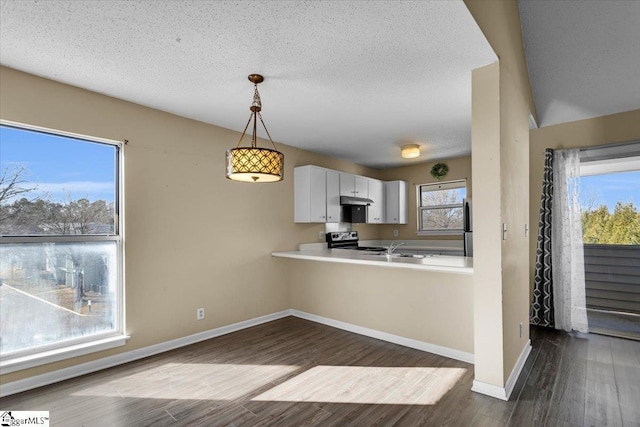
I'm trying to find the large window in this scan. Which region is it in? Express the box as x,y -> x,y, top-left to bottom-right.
417,179 -> 466,234
0,122 -> 125,372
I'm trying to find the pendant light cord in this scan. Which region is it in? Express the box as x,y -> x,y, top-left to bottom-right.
257,112 -> 279,151
233,83 -> 279,151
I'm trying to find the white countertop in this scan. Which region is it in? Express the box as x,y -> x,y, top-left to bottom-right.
271,248 -> 473,274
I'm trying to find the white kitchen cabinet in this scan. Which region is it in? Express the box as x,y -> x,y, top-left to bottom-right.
367,178 -> 385,223
339,173 -> 368,198
294,166 -> 340,223
326,169 -> 341,222
385,180 -> 408,224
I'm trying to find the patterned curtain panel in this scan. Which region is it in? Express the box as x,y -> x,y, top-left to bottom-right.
530,148 -> 555,327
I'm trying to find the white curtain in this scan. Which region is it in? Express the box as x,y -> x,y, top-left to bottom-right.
551,149 -> 589,333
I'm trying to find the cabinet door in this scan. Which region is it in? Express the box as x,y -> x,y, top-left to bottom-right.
355,176 -> 368,197
339,173 -> 356,196
309,167 -> 328,222
326,170 -> 341,222
367,178 -> 384,223
385,181 -> 408,224
396,181 -> 408,224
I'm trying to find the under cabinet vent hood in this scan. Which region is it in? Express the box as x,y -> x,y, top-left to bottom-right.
340,195 -> 374,206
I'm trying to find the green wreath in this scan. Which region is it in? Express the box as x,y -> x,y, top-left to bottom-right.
430,163 -> 449,180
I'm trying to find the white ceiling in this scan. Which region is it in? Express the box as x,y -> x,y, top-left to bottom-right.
0,0 -> 496,169
518,0 -> 640,128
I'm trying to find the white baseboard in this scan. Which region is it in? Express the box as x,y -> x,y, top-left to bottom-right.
471,339 -> 532,401
505,339 -> 532,399
289,309 -> 475,364
471,380 -> 508,400
2,309 -> 477,397
0,310 -> 290,397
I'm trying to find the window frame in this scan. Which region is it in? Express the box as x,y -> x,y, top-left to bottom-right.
416,179 -> 467,236
0,120 -> 127,374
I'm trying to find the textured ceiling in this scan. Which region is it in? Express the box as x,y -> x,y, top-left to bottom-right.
519,0 -> 640,128
0,0 -> 496,169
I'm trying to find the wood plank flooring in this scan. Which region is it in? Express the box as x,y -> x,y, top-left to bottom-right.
1,317 -> 639,426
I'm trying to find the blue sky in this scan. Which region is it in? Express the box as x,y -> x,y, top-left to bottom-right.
0,125 -> 115,203
580,170 -> 640,212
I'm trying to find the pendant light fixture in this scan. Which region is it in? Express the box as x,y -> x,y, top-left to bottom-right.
226,74 -> 284,182
401,144 -> 420,159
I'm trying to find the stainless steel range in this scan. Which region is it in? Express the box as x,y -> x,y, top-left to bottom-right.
325,231 -> 386,252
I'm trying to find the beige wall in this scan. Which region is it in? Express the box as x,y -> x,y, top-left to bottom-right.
467,0 -> 532,389
498,58 -> 531,382
0,65 -> 380,384
288,260 -> 474,354
471,62 -> 505,386
378,156 -> 472,241
529,109 -> 640,289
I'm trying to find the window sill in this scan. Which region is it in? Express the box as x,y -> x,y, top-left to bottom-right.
0,335 -> 130,375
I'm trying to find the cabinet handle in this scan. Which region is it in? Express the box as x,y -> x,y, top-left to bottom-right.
328,216 -> 332,219
321,216 -> 326,218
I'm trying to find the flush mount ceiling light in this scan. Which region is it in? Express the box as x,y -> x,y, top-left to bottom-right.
401,144 -> 420,159
226,74 -> 284,182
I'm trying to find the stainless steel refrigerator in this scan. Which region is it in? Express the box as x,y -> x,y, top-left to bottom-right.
463,198 -> 473,257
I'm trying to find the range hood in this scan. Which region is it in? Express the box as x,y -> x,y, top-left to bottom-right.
340,195 -> 374,206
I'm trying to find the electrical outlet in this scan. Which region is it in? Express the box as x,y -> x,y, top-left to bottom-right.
318,231 -> 324,241
197,308 -> 205,320
393,229 -> 399,237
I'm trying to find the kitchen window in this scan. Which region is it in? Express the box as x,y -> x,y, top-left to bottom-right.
417,179 -> 466,235
0,122 -> 126,373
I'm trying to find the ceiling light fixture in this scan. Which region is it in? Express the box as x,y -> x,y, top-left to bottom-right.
401,144 -> 420,159
226,74 -> 284,182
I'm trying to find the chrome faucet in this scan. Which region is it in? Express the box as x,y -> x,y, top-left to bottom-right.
387,242 -> 406,256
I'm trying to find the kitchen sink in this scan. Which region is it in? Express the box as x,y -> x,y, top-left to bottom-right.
361,252 -> 431,259
390,253 -> 427,258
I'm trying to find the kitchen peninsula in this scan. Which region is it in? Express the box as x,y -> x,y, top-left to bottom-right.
271,247 -> 473,274
272,240 -> 475,363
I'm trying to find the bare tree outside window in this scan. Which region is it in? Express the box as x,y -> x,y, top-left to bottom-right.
418,180 -> 466,233
0,165 -> 37,222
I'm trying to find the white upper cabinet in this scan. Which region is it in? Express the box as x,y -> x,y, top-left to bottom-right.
326,169 -> 341,222
295,166 -> 407,225
367,178 -> 385,223
385,180 -> 408,224
339,173 -> 368,198
295,166 -> 340,223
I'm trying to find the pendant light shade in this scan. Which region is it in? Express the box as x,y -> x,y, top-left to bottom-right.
226,147 -> 284,182
226,74 -> 284,182
401,144 -> 420,159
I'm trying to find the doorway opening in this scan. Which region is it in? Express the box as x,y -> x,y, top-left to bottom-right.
580,148 -> 640,340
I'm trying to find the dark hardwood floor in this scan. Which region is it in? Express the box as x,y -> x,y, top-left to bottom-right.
1,317 -> 639,426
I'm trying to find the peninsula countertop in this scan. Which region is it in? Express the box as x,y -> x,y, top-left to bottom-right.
271,247 -> 473,274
